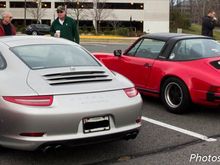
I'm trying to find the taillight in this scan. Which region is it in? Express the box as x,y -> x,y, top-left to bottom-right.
136,116 -> 142,123
3,95 -> 53,106
124,87 -> 138,98
20,132 -> 45,137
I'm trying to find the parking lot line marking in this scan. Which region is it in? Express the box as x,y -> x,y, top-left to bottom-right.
142,116 -> 217,142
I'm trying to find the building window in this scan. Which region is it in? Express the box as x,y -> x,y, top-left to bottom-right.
55,2 -> 93,9
0,1 -> 6,8
42,2 -> 51,8
10,2 -> 34,8
10,2 -> 51,8
98,3 -> 144,10
55,2 -> 143,10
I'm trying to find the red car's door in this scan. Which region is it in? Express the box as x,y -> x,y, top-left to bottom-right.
116,55 -> 154,88
116,38 -> 166,89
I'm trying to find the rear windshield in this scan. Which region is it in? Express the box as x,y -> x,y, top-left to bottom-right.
169,39 -> 220,60
11,44 -> 100,69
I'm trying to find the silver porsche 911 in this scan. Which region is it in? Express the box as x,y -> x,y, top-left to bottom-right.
0,36 -> 142,151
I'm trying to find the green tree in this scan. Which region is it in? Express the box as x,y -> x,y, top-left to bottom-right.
170,9 -> 191,32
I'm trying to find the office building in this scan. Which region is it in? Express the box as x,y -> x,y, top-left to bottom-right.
0,0 -> 169,33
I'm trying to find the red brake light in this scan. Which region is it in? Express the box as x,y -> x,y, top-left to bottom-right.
3,95 -> 53,106
20,132 -> 45,137
124,87 -> 138,98
136,116 -> 142,123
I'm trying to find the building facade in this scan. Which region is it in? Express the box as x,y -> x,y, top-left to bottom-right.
0,0 -> 169,33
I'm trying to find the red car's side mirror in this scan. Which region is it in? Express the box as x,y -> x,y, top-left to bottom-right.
113,50 -> 122,57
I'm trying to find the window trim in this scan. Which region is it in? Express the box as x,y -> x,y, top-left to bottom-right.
125,37 -> 166,59
10,44 -> 100,70
0,52 -> 7,70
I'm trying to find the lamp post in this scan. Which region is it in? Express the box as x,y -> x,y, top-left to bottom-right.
24,0 -> 27,26
93,0 -> 98,34
76,0 -> 80,27
129,16 -> 132,36
35,0 -> 41,23
64,0 -> 70,12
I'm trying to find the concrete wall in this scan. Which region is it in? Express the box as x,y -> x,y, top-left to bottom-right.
3,0 -> 169,33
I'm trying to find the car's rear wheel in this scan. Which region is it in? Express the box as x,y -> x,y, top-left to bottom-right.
32,31 -> 38,35
161,77 -> 191,114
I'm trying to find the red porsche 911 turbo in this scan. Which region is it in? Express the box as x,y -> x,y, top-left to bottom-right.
94,33 -> 220,114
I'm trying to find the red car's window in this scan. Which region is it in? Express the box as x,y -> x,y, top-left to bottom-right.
170,39 -> 220,60
127,38 -> 165,59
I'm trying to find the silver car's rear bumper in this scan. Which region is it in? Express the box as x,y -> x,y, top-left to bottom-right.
0,125 -> 141,151
38,128 -> 140,151
0,91 -> 142,150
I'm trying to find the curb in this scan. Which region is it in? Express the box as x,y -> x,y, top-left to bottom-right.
80,35 -> 138,40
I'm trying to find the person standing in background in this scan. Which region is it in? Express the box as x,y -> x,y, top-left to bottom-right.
50,6 -> 80,44
201,10 -> 217,37
0,11 -> 16,36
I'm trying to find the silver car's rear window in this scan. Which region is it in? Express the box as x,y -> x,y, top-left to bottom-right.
11,44 -> 100,69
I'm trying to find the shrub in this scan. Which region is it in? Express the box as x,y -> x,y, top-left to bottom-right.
170,9 -> 191,32
16,25 -> 26,33
116,27 -> 130,36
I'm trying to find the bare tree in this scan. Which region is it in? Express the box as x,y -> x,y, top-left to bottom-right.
170,0 -> 177,9
89,0 -> 112,34
62,0 -> 114,34
66,0 -> 88,27
190,0 -> 220,23
108,14 -> 121,34
27,0 -> 47,23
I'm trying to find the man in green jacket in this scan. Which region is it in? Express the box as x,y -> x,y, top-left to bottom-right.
50,6 -> 80,44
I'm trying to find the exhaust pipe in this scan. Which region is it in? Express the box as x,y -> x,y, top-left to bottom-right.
42,145 -> 53,153
41,144 -> 63,153
131,131 -> 138,139
54,144 -> 63,151
124,131 -> 139,140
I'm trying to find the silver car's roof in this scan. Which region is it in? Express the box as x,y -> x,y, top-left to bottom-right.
0,36 -> 77,47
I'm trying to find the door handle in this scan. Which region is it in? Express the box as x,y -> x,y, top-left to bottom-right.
144,63 -> 152,68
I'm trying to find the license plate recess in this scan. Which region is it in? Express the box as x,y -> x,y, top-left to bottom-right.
83,116 -> 110,133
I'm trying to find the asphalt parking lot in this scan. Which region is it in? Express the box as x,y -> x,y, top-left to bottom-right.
83,43 -> 220,164
2,96 -> 220,165
1,42 -> 220,165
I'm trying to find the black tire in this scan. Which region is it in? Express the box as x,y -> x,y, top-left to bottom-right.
161,77 -> 191,114
32,31 -> 38,35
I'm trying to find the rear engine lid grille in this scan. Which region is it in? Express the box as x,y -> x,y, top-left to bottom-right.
43,70 -> 112,85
